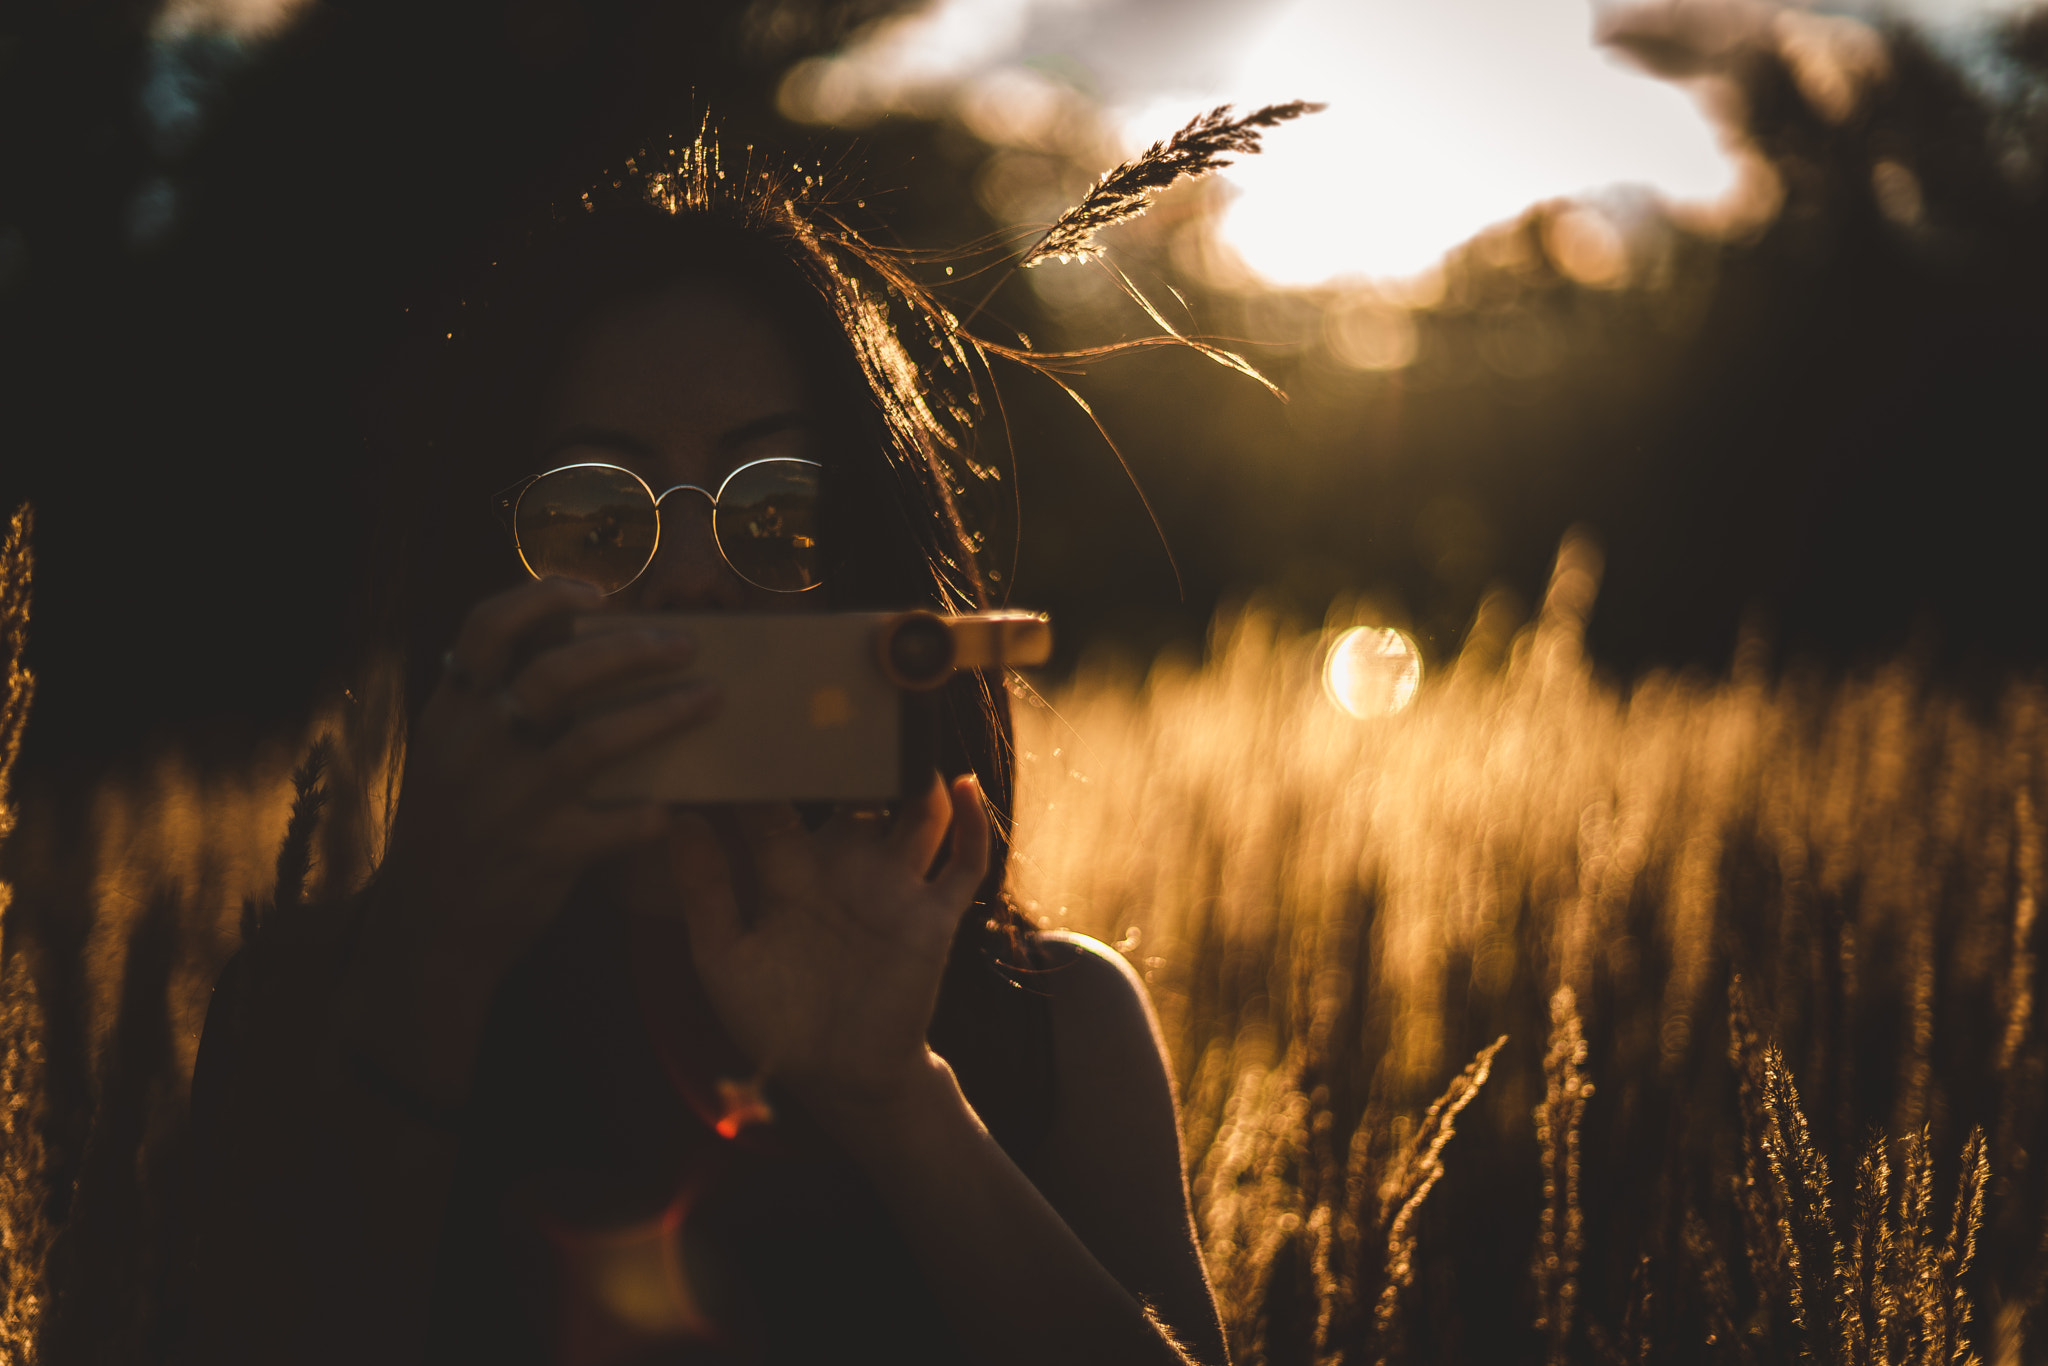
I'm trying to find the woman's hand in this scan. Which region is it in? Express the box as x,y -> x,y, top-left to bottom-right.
663,775 -> 991,1126
662,790 -> 1228,1365
342,577 -> 719,1096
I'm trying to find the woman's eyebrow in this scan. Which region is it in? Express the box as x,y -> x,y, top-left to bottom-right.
716,410 -> 812,452
539,412 -> 811,463
540,425 -> 659,462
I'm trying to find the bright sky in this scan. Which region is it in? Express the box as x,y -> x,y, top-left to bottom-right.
159,0 -> 2028,286
783,0 -> 2026,286
1156,0 -> 1737,283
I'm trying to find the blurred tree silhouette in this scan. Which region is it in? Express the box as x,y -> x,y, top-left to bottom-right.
964,3 -> 2048,690
3,0 -> 2047,767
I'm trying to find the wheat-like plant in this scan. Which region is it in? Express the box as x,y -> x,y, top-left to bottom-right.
1533,987 -> 1591,1366
240,736 -> 333,941
1934,1128 -> 1989,1366
1891,1125 -> 1937,1364
0,975 -> 46,1366
1848,1130 -> 1889,1366
1717,1004 -> 1996,1366
0,505 -> 48,1365
0,508 -> 29,866
1017,101 -> 1324,269
1728,979 -> 1793,1320
273,737 -> 331,915
9,529 -> 2046,1359
1363,1036 -> 1506,1366
1192,1036 -> 1316,1362
1756,1041 -> 1845,1352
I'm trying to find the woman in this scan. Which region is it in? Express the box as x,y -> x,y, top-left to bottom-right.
188,146 -> 1227,1366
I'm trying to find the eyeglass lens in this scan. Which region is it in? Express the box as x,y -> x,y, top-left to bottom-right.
512,460 -> 823,594
713,459 -> 822,594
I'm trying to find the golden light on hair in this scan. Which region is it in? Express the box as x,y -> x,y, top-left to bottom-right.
1322,626 -> 1422,718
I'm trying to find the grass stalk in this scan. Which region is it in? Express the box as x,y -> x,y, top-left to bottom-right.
1534,987 -> 1591,1365
0,505 -> 47,1364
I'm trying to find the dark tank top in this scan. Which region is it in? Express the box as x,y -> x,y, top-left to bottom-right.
424,885 -> 1057,1365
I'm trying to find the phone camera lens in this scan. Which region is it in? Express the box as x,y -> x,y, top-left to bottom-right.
886,614 -> 955,689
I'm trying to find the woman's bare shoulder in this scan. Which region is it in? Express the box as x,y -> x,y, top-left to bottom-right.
1024,930 -> 1229,1361
1031,929 -> 1154,1013
1030,930 -> 1178,1085
1025,928 -> 1172,1115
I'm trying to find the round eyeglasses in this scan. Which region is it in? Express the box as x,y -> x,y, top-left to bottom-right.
497,457 -> 824,595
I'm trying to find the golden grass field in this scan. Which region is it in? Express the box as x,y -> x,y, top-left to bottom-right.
1010,536 -> 2046,1364
3,520 -> 2045,1362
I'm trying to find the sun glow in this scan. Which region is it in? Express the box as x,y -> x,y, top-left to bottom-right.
1159,0 -> 1742,285
783,0 -> 1757,288
1322,626 -> 1423,719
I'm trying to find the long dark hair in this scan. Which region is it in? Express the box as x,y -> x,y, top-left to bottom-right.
375,134 -> 1026,947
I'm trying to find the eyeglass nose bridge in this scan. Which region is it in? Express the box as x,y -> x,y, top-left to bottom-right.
643,483 -> 744,590
648,483 -> 721,560
641,484 -> 722,579
651,482 -> 717,509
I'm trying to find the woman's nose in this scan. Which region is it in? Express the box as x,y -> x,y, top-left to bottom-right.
623,499 -> 747,612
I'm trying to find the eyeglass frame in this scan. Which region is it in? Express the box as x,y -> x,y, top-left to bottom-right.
493,455 -> 827,595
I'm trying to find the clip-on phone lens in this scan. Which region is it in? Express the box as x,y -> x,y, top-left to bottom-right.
884,613 -> 956,689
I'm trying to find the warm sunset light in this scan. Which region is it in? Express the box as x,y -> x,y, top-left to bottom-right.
1322,625 -> 1422,718
18,0 -> 2048,1356
1137,0 -> 1740,284
780,0 -> 2014,288
783,0 -> 1746,284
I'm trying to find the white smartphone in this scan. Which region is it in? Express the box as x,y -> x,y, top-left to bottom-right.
573,610 -> 1051,804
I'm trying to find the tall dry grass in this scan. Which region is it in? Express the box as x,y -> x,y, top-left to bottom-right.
1010,535 -> 2048,1363
0,548 -> 398,1363
0,531 -> 2043,1362
2,507 -> 49,1363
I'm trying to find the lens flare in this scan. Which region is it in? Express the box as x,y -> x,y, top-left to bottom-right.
1322,626 -> 1422,718
545,1190 -> 715,1341
714,1076 -> 775,1138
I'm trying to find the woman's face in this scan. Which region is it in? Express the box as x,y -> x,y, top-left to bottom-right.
532,274 -> 822,614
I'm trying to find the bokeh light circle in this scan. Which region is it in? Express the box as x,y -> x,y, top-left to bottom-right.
1323,627 -> 1423,718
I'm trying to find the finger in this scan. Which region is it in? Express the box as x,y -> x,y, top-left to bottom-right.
508,625 -> 697,727
447,578 -> 604,692
544,681 -> 722,783
885,772 -> 955,876
932,774 -> 992,904
667,811 -> 743,960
